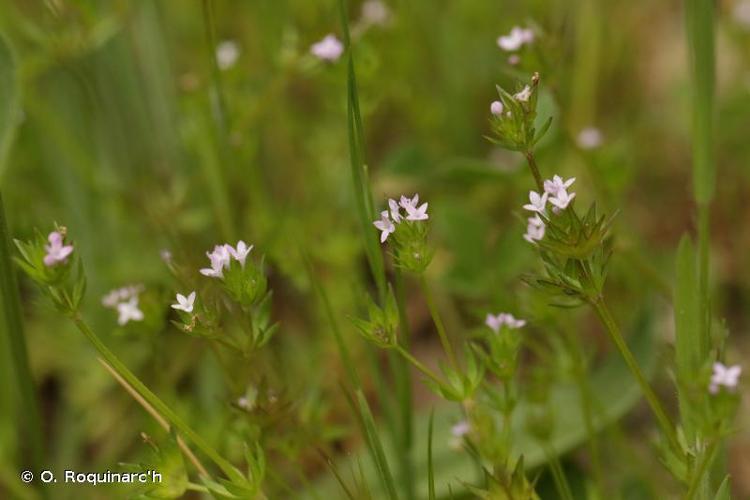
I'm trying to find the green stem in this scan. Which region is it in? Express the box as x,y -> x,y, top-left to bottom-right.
524,150 -> 544,193
70,315 -> 240,481
418,275 -> 459,372
0,193 -> 46,496
543,443 -> 575,500
591,298 -> 681,453
395,345 -> 445,388
394,269 -> 415,500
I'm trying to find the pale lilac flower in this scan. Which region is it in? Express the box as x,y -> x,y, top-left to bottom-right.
543,175 -> 576,197
485,313 -> 504,333
503,313 -> 526,329
200,245 -> 231,278
117,297 -> 144,325
577,127 -> 603,150
237,396 -> 252,410
373,211 -> 396,243
361,0 -> 390,26
522,190 -> 548,213
513,85 -> 532,102
508,54 -> 520,65
710,362 -> 742,394
497,27 -> 534,52
549,189 -> 576,210
490,100 -> 504,116
404,201 -> 429,221
101,284 -> 145,308
227,240 -> 253,267
451,420 -> 471,438
486,312 -> 526,333
216,40 -> 240,70
43,231 -> 74,267
171,291 -> 196,313
523,215 -> 545,243
310,34 -> 344,62
388,198 -> 403,223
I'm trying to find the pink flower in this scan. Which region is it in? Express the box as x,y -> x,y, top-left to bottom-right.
43,231 -> 74,267
200,245 -> 231,278
310,34 -> 344,62
171,291 -> 196,313
226,240 -> 253,267
485,312 -> 526,332
373,211 -> 396,243
522,190 -> 548,213
543,175 -> 576,197
523,215 -> 545,244
490,100 -> 504,116
710,362 -> 741,394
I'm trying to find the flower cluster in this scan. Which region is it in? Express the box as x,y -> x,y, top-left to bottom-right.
710,362 -> 742,394
474,312 -> 526,381
200,241 -> 253,278
485,312 -> 526,332
488,73 -> 551,153
310,34 -> 344,62
521,175 -> 576,243
199,240 -> 267,308
102,284 -> 146,326
372,194 -> 429,243
372,194 -> 433,273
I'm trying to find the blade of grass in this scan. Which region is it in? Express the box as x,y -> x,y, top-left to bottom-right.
427,410 -> 436,500
0,192 -> 45,489
353,389 -> 399,500
338,0 -> 386,299
0,33 -> 20,182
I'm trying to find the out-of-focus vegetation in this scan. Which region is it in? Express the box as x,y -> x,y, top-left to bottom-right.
0,0 -> 749,498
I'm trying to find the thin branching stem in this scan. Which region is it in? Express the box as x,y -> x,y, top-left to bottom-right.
524,150 -> 545,193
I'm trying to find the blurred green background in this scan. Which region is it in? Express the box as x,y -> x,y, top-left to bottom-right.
1,0 -> 749,498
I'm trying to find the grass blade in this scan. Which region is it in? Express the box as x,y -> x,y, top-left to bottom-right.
427,410 -> 436,500
0,192 -> 45,486
0,33 -> 20,181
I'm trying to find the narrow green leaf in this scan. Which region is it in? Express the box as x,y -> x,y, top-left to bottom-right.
427,410 -> 436,500
712,475 -> 730,500
0,192 -> 45,490
0,34 -> 19,181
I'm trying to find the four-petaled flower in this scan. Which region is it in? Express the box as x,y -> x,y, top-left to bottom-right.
216,40 -> 239,70
172,291 -> 196,313
373,211 -> 396,243
43,231 -> 74,267
523,215 -> 545,244
497,26 -> 534,52
310,34 -> 344,62
710,362 -> 742,394
404,200 -> 429,221
117,296 -> 144,325
523,190 -> 548,213
513,85 -> 532,102
490,100 -> 504,116
227,240 -> 253,267
548,189 -> 576,210
485,312 -> 526,333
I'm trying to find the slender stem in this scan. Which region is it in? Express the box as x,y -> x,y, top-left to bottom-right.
524,150 -> 545,193
394,269 -> 415,500
543,443 -> 575,500
591,298 -> 681,453
71,315 -> 240,481
697,205 -> 710,344
97,359 -> 209,477
418,275 -> 459,372
395,345 -> 445,388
